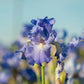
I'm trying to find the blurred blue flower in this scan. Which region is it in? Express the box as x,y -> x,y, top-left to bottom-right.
19,67 -> 37,82
55,29 -> 67,43
76,40 -> 84,50
12,40 -> 22,48
15,43 -> 27,60
68,35 -> 84,60
21,24 -> 33,37
62,29 -> 67,40
59,43 -> 68,61
81,62 -> 84,71
82,29 -> 84,37
68,37 -> 79,47
53,42 -> 67,62
2,51 -> 20,68
0,62 -> 11,69
64,59 -> 78,76
67,37 -> 79,60
57,61 -> 64,73
0,70 -> 11,84
64,73 -> 68,84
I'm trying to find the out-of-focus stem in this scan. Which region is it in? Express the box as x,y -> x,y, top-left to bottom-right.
37,74 -> 41,84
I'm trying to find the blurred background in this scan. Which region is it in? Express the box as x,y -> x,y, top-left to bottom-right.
0,0 -> 84,46
0,0 -> 84,84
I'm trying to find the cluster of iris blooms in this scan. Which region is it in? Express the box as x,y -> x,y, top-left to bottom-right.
0,17 -> 84,84
0,41 -> 37,84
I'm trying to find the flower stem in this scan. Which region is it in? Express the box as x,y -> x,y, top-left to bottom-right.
37,74 -> 41,84
41,66 -> 45,84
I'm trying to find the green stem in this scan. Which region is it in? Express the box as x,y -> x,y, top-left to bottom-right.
37,74 -> 41,84
41,66 -> 45,84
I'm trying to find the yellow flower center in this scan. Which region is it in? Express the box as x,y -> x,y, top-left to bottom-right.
37,43 -> 44,49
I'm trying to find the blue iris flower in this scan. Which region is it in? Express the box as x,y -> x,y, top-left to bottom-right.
28,17 -> 56,43
16,17 -> 57,66
53,42 -> 67,62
